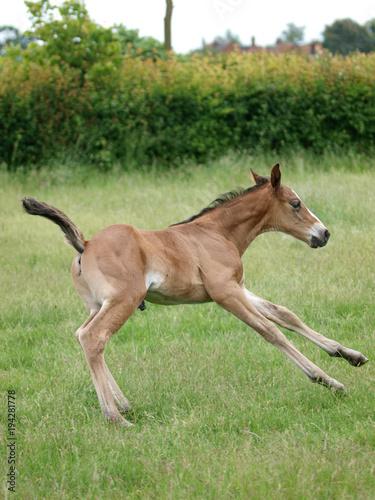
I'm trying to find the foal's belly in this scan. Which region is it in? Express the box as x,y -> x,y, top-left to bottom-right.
145,270 -> 212,305
145,287 -> 212,306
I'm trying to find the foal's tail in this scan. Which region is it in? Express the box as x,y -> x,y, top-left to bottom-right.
22,197 -> 86,253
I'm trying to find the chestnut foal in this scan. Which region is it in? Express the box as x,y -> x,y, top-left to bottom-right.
23,164 -> 368,426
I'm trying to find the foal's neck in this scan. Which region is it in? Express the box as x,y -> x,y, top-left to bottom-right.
199,186 -> 272,256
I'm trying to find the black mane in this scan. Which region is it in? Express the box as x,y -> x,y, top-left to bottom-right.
170,176 -> 269,227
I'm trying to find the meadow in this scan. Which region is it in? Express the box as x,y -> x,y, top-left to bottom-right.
1,151 -> 375,499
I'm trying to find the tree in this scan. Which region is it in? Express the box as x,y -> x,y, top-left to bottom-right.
204,29 -> 242,51
0,25 -> 35,54
280,23 -> 305,45
24,0 -> 122,76
114,24 -> 165,59
323,18 -> 374,54
218,29 -> 241,45
164,0 -> 173,51
365,18 -> 375,44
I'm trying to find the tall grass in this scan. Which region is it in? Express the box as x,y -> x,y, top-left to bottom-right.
1,152 -> 374,499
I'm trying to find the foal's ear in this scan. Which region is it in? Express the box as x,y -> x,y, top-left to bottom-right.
250,168 -> 263,185
270,163 -> 281,192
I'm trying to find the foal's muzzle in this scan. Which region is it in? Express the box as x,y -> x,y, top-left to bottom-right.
310,228 -> 330,248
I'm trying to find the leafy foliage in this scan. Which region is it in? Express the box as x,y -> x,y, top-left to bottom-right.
215,29 -> 242,46
1,50 -> 375,168
24,0 -> 122,78
365,18 -> 375,42
114,24 -> 166,59
0,25 -> 35,54
323,18 -> 374,55
280,23 -> 305,44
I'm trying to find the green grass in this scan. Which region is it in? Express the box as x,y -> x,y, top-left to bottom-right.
1,151 -> 375,499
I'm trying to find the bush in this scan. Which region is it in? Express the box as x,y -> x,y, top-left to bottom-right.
0,58 -> 87,167
1,51 -> 375,169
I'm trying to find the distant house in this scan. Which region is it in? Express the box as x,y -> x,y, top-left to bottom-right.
242,37 -> 264,54
203,37 -> 325,57
265,39 -> 325,56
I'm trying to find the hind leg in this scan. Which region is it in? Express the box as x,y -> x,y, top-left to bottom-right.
104,362 -> 131,413
73,256 -> 135,415
75,309 -> 132,413
75,299 -> 139,426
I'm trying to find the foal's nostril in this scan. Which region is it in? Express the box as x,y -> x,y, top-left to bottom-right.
324,230 -> 330,241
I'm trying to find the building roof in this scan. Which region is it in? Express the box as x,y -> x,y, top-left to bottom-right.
204,37 -> 325,56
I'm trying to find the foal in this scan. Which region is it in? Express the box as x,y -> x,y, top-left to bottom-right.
23,164 -> 368,426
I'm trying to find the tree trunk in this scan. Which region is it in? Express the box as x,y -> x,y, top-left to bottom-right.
164,0 -> 173,51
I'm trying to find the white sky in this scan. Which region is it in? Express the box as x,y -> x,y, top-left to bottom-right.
3,0 -> 375,53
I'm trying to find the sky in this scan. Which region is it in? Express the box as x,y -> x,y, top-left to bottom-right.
3,0 -> 375,53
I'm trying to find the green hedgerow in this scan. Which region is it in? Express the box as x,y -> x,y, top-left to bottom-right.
1,51 -> 375,169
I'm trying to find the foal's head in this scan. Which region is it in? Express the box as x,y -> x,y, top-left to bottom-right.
252,164 -> 330,248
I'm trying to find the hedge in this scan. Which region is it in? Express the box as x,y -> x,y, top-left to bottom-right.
1,51 -> 375,168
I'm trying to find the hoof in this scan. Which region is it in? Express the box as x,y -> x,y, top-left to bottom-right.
349,354 -> 369,367
330,380 -> 345,393
118,419 -> 134,428
313,376 -> 345,392
112,395 -> 132,413
118,402 -> 132,413
103,412 -> 134,427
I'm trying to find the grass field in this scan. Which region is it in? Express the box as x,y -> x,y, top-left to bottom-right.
1,152 -> 375,499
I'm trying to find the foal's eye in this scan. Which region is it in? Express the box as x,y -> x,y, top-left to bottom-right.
290,200 -> 301,210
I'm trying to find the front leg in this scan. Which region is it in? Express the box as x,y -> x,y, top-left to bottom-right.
244,289 -> 369,367
208,282 -> 345,391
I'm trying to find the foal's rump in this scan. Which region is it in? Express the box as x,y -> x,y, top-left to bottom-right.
72,224 -> 148,308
